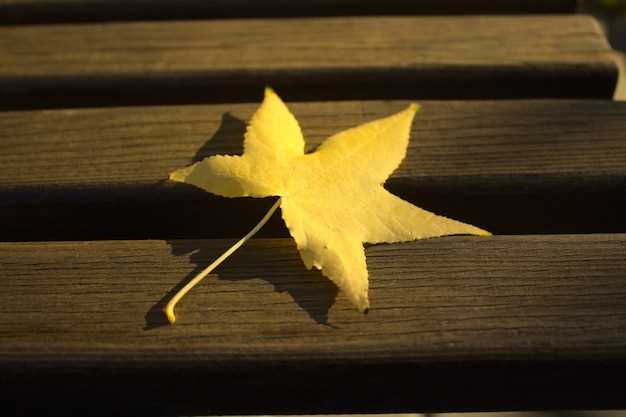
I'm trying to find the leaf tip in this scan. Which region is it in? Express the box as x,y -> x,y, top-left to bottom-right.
357,296 -> 370,314
408,102 -> 420,113
169,165 -> 193,183
468,225 -> 492,237
264,86 -> 277,98
470,223 -> 493,237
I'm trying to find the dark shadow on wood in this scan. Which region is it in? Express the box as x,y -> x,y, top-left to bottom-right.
145,238 -> 339,329
191,112 -> 245,163
1,65 -> 617,111
144,113 -> 338,329
0,0 -> 577,25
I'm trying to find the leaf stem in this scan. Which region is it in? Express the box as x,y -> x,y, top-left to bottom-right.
164,198 -> 282,324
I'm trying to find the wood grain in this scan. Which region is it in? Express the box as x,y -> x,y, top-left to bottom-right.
1,235 -> 626,415
0,16 -> 617,109
1,99 -> 625,240
0,0 -> 577,24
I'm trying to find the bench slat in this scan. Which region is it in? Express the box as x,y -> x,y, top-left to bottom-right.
0,16 -> 617,109
1,100 -> 625,240
2,234 -> 626,414
0,0 -> 577,24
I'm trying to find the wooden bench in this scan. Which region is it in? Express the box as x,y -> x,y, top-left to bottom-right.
1,1 -> 625,416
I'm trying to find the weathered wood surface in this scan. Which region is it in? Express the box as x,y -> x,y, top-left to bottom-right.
0,16 -> 617,109
1,99 -> 625,240
0,0 -> 577,24
1,235 -> 626,415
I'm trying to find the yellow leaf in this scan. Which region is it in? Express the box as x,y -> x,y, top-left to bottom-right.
171,88 -> 490,313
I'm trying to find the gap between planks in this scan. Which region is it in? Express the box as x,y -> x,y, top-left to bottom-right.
0,0 -> 578,24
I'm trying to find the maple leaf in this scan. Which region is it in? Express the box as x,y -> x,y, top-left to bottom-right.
167,88 -> 489,320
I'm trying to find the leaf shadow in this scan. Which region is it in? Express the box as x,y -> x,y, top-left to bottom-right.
192,112 -> 246,161
144,112 -> 339,330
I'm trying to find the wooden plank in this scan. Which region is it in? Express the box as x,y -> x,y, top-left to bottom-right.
1,99 -> 625,241
0,0 -> 578,24
0,16 -> 617,109
1,235 -> 626,415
